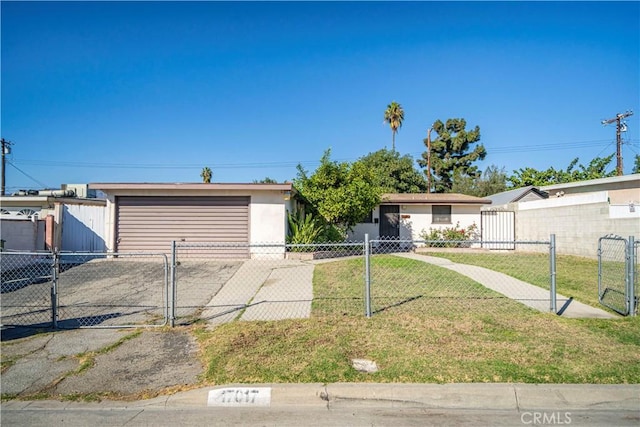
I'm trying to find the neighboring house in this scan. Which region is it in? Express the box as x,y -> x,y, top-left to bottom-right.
0,184 -> 106,252
87,182 -> 295,257
483,174 -> 640,258
540,173 -> 640,196
484,186 -> 548,207
349,193 -> 491,241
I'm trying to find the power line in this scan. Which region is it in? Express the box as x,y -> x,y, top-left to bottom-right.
6,160 -> 51,189
11,139 -> 637,171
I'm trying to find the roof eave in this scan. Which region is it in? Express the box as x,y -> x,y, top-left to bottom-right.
88,182 -> 295,192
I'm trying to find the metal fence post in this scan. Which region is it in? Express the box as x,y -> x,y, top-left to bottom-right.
364,233 -> 371,318
549,234 -> 557,313
628,236 -> 636,317
51,249 -> 58,329
170,240 -> 176,327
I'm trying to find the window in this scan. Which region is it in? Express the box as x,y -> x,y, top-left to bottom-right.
432,205 -> 451,224
17,209 -> 37,218
361,210 -> 373,223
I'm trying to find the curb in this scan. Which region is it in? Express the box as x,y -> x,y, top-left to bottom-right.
3,383 -> 639,411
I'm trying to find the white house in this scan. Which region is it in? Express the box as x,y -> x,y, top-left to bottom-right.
349,193 -> 490,241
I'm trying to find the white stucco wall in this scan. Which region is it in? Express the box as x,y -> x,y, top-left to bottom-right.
349,205 -> 482,241
512,191 -> 640,258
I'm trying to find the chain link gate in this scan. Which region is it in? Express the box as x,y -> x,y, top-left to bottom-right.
55,252 -> 170,328
1,250 -> 170,329
598,235 -> 637,316
1,251 -> 55,327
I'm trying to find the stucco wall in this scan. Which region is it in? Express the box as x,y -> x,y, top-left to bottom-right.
249,192 -> 288,244
349,205 -> 482,241
512,191 -> 640,258
0,218 -> 45,251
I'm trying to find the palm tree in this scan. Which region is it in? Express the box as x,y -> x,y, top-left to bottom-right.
384,101 -> 404,152
200,167 -> 212,183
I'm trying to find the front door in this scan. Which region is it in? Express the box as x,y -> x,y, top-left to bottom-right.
379,205 -> 400,239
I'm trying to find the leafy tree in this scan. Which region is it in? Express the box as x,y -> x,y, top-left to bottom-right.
508,155 -> 616,187
383,101 -> 404,152
418,118 -> 486,193
253,177 -> 278,184
356,149 -> 427,193
294,149 -> 381,230
200,167 -> 212,183
452,165 -> 508,197
633,155 -> 640,174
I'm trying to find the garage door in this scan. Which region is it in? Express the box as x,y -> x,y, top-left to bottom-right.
116,196 -> 249,255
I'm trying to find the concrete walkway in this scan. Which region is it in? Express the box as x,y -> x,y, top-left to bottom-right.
201,259 -> 314,325
395,253 -> 617,319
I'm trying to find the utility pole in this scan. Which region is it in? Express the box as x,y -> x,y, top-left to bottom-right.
1,138 -> 13,196
602,111 -> 633,176
426,128 -> 432,193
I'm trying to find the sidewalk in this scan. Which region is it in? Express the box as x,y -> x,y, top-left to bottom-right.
396,253 -> 617,319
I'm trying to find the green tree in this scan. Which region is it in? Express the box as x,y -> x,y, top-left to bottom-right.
253,177 -> 278,183
383,101 -> 404,152
633,155 -> 640,174
294,149 -> 381,230
418,118 -> 486,193
452,165 -> 508,197
508,155 -> 615,187
356,149 -> 427,193
200,167 -> 212,183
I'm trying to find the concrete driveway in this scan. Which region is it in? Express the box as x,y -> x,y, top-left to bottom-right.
200,259 -> 315,325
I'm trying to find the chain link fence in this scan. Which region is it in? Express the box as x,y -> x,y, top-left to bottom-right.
171,241 -> 364,326
55,252 -> 169,328
598,236 -> 637,316
1,251 -> 54,327
2,236 -> 562,329
367,239 -> 555,317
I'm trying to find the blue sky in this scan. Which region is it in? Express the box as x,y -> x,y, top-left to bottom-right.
2,1 -> 639,191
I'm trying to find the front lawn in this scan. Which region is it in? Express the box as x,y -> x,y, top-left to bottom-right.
195,254 -> 640,385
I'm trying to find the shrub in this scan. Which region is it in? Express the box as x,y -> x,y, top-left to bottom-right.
286,207 -> 345,251
419,222 -> 478,248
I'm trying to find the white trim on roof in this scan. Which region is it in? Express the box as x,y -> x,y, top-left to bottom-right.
540,174 -> 640,191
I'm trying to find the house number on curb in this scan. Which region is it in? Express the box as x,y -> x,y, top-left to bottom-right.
208,387 -> 271,407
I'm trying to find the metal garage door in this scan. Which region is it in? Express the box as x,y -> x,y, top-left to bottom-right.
116,196 -> 249,255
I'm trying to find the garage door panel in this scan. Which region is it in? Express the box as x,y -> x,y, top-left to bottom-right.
116,196 -> 249,255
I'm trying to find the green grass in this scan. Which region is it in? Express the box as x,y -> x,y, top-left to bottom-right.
194,254 -> 640,385
424,251 -> 624,309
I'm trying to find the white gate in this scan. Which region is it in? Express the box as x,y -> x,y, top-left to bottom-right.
481,210 -> 515,250
61,204 -> 107,252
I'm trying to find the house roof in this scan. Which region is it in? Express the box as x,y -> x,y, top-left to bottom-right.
540,173 -> 640,193
88,182 -> 294,191
485,186 -> 548,205
380,193 -> 491,205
